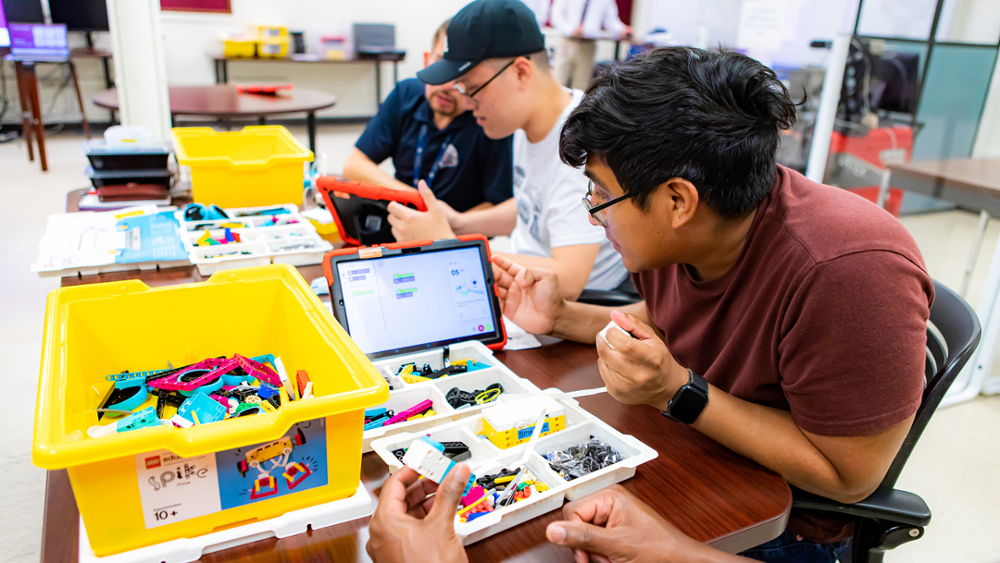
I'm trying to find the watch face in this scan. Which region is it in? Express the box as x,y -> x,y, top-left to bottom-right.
670,387 -> 708,424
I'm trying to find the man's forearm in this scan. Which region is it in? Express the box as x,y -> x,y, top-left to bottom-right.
453,199 -> 516,237
667,387 -> 880,503
342,148 -> 415,193
551,300 -> 650,344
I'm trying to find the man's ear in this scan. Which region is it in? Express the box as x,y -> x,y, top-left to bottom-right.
512,56 -> 534,88
668,178 -> 699,229
648,178 -> 699,230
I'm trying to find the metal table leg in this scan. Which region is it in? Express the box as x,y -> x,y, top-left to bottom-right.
961,210 -> 990,297
307,111 -> 317,154
15,61 -> 35,163
374,60 -> 382,110
68,61 -> 92,140
943,226 -> 1000,406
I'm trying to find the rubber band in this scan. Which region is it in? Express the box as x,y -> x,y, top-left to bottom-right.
475,388 -> 502,404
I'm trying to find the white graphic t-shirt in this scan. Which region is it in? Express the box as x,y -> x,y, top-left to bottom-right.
509,88 -> 627,290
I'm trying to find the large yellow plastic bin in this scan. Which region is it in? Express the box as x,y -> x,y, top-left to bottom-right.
173,126 -> 314,208
33,264 -> 387,556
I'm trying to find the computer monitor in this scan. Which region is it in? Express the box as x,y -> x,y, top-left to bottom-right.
49,0 -> 110,32
870,52 -> 920,115
0,0 -> 43,24
9,23 -> 69,60
0,2 -> 10,48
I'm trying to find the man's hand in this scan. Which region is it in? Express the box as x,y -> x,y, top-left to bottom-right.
387,181 -> 457,241
366,465 -> 470,563
572,24 -> 585,38
620,25 -> 634,40
547,485 -> 743,563
595,310 -> 688,408
492,254 -> 565,335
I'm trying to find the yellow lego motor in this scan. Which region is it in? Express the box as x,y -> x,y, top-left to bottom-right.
480,395 -> 566,449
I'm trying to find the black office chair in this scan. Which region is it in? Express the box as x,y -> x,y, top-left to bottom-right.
577,289 -> 642,307
578,276 -> 643,307
792,280 -> 981,563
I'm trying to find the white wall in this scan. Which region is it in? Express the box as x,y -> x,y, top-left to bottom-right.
0,0 -> 474,124
159,0 -> 472,118
632,0 -> 858,69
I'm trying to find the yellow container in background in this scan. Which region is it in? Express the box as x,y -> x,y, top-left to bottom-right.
173,126 -> 313,208
33,264 -> 387,556
223,37 -> 257,58
257,25 -> 288,38
257,37 -> 289,58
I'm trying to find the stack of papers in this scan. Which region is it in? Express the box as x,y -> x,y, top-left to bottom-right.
31,206 -> 191,278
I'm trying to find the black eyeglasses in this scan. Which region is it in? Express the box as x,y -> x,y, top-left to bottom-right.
453,59 -> 515,107
582,180 -> 630,227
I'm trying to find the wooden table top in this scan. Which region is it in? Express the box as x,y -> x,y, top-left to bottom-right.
889,158 -> 1000,200
214,52 -> 406,63
92,85 -> 337,117
41,191 -> 791,562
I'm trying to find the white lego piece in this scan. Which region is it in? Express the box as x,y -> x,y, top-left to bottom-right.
401,438 -> 455,484
598,321 -> 631,350
481,394 -> 564,433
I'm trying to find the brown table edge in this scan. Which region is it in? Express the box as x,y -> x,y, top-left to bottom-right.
887,161 -> 1000,200
91,93 -> 338,117
706,490 -> 792,553
212,55 -> 406,63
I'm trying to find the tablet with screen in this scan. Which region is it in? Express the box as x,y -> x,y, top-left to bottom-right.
322,235 -> 507,359
316,177 -> 427,247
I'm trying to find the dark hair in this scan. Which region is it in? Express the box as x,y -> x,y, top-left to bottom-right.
559,47 -> 796,219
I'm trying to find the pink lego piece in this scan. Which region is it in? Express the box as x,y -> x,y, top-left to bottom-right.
461,485 -> 485,507
150,358 -> 239,391
382,399 -> 433,426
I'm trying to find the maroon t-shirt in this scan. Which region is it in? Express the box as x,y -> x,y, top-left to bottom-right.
633,166 -> 933,543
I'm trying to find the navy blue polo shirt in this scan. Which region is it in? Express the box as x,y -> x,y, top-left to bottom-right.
355,79 -> 513,212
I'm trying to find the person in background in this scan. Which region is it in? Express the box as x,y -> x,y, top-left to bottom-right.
519,0 -> 552,28
385,0 -> 628,301
342,19 -> 513,213
550,0 -> 633,90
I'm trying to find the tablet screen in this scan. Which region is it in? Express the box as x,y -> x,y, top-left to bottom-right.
336,246 -> 498,355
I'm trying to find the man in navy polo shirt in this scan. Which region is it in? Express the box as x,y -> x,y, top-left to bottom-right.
342,20 -> 513,213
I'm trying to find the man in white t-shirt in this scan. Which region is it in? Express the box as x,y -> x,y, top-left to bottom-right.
386,0 -> 627,299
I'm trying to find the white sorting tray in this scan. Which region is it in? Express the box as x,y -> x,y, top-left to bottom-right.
177,204 -> 332,276
370,396 -> 658,545
361,340 -> 544,452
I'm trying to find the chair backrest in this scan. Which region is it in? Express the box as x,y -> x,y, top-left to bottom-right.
881,280 -> 981,487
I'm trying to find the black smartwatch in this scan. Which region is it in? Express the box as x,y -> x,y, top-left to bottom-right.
663,369 -> 709,424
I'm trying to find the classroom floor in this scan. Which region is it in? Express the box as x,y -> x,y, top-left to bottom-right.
1,126 -> 999,563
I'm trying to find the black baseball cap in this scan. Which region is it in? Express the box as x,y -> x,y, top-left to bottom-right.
417,0 -> 545,85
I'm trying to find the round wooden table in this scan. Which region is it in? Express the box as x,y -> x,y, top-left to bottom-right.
92,85 -> 337,153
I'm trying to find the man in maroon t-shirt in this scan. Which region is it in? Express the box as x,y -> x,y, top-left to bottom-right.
363,47 -> 933,563
487,47 -> 932,562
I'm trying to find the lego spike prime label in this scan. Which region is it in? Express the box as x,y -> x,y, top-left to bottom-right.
136,450 -> 222,529
134,420 -> 329,529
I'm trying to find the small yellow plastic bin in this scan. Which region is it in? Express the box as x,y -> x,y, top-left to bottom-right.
33,264 -> 388,556
173,126 -> 314,208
